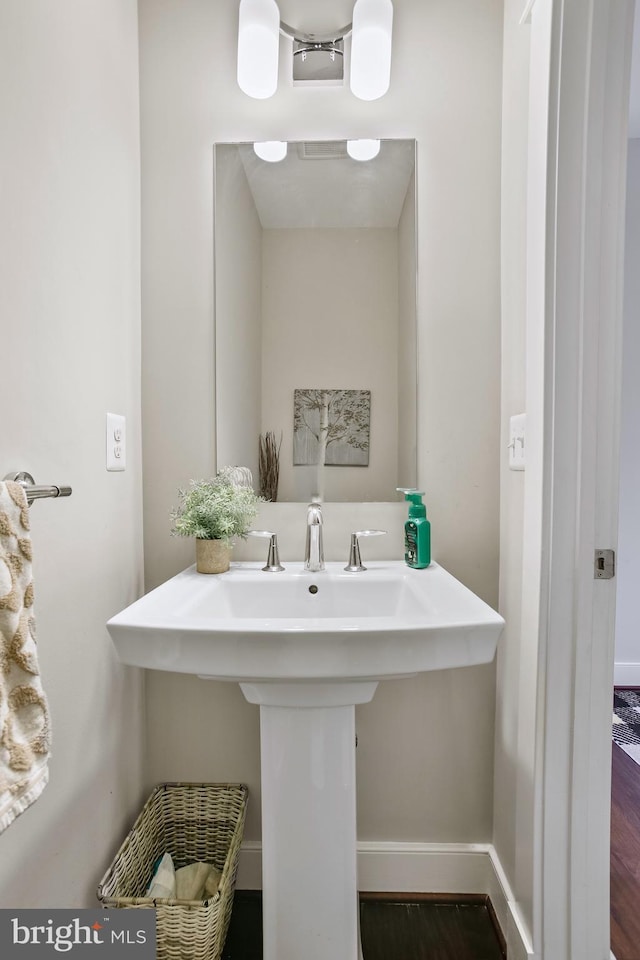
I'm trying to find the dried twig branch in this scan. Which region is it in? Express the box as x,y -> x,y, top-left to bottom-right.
259,431 -> 282,502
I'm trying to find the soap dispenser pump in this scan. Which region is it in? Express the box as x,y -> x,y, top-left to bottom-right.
397,488 -> 431,569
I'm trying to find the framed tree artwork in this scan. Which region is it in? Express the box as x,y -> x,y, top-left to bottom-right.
293,389 -> 371,467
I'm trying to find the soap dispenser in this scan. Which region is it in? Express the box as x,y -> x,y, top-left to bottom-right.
397,488 -> 431,569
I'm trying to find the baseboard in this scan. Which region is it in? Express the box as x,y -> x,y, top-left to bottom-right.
614,662 -> 640,686
486,847 -> 536,960
236,840 -> 535,958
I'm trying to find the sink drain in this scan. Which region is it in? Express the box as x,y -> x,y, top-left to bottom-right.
308,584 -> 318,595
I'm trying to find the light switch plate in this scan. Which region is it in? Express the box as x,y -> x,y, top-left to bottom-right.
106,413 -> 126,471
509,413 -> 526,471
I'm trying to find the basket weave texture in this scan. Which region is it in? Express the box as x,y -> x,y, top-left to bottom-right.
97,782 -> 248,960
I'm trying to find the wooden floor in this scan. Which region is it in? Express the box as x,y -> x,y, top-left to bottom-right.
222,892 -> 505,960
220,733 -> 639,958
219,742 -> 639,958
611,741 -> 640,959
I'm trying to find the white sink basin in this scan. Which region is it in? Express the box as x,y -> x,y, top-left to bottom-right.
107,560 -> 504,682
107,558 -> 504,960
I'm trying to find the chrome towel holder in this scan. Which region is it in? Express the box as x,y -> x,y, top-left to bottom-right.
3,472 -> 72,506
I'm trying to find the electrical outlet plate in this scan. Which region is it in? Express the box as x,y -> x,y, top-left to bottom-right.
106,413 -> 126,471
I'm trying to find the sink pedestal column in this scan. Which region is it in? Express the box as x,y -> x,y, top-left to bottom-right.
240,681 -> 378,960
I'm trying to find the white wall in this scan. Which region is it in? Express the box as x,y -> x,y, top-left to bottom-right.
139,0 -> 502,847
494,0 -> 530,913
398,169 -> 418,489
262,228 -> 398,502
0,0 -> 145,907
215,145 -> 262,483
615,139 -> 640,684
629,3 -> 640,138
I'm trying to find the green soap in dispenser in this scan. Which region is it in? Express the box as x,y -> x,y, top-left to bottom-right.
397,488 -> 431,568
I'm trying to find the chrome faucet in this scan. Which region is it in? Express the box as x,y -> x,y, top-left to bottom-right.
304,501 -> 324,572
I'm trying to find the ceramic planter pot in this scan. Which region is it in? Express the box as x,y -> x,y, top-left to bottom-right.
196,538 -> 230,574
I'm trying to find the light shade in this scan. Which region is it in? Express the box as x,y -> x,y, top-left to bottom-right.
347,139 -> 381,161
237,0 -> 280,99
350,0 -> 393,101
254,141 -> 288,162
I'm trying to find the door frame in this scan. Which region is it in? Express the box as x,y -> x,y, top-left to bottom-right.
528,0 -> 634,957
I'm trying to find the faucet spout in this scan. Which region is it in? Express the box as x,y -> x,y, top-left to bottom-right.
304,502 -> 324,572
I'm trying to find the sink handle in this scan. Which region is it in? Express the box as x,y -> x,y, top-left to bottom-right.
344,530 -> 386,573
247,530 -> 285,573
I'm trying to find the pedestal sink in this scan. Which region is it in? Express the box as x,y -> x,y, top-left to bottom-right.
107,560 -> 504,960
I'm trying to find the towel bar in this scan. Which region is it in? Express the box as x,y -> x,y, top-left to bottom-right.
3,472 -> 72,506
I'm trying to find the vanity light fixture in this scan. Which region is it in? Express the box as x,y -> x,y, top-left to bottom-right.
350,0 -> 394,101
253,140 -> 288,162
346,138 -> 381,161
236,0 -> 393,101
237,0 -> 280,100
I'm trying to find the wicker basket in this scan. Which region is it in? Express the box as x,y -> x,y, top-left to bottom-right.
97,782 -> 248,960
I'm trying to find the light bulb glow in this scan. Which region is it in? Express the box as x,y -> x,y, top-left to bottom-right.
347,139 -> 381,161
350,0 -> 393,101
254,141 -> 288,162
237,0 -> 280,99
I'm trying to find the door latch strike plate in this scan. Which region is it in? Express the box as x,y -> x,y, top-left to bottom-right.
594,549 -> 615,579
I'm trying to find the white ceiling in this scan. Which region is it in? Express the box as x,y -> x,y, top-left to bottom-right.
237,140 -> 416,229
630,2 -> 640,139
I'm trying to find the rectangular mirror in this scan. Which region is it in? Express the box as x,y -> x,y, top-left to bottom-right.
214,139 -> 417,502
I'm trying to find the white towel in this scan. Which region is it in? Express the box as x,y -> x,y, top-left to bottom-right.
146,852 -> 176,899
0,480 -> 51,833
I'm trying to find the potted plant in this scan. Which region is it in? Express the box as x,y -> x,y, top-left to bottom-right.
171,469 -> 261,574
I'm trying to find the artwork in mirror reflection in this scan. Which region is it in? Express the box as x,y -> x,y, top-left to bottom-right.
293,388 -> 371,468
214,139 -> 417,502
